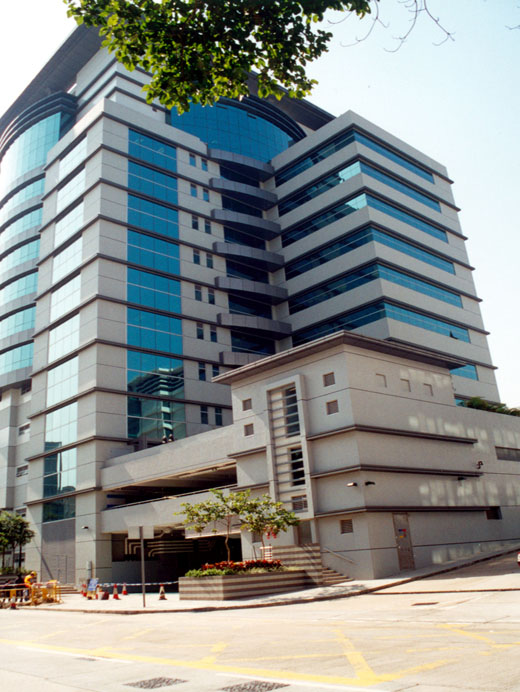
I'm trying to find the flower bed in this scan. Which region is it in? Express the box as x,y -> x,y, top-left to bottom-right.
185,559 -> 284,577
179,569 -> 307,601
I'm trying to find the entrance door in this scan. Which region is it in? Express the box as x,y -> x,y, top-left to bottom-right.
392,513 -> 415,571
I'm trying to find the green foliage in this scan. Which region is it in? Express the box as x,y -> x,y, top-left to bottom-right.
179,488 -> 299,562
184,559 -> 286,577
63,0 -> 371,112
185,567 -> 233,577
0,511 -> 35,569
461,397 -> 520,417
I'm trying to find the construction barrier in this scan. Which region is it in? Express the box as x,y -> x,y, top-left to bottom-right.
0,581 -> 61,608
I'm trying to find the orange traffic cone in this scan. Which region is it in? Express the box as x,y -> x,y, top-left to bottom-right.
122,582 -> 128,596
158,584 -> 167,601
81,582 -> 87,597
112,584 -> 120,600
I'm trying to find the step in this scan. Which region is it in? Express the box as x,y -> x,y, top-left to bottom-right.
322,568 -> 351,586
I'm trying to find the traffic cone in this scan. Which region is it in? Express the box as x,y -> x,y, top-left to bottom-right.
158,584 -> 167,601
81,582 -> 87,597
112,583 -> 120,600
95,584 -> 100,600
122,582 -> 128,596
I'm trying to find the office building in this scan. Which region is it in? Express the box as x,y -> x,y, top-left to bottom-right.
0,26 -> 500,582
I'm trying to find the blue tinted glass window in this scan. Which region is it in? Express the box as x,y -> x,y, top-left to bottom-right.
0,114 -> 61,197
229,295 -> 272,319
127,230 -> 180,274
127,268 -> 181,313
285,227 -> 454,280
0,178 -> 45,221
129,130 -> 176,171
43,448 -> 77,498
127,307 -> 182,353
367,195 -> 447,241
0,272 -> 38,305
172,102 -> 293,162
3,239 -> 39,271
451,364 -> 478,380
293,301 -> 470,345
128,161 -> 178,204
279,162 -> 361,215
127,397 -> 186,440
231,331 -> 275,355
222,196 -> 263,217
226,260 -> 268,283
282,194 -> 367,247
42,496 -> 75,522
276,128 -> 433,186
0,307 -> 35,337
378,265 -> 461,306
127,349 -> 184,397
128,194 -> 178,238
361,163 -> 440,211
0,342 -> 33,374
224,226 -> 265,249
1,208 -> 42,246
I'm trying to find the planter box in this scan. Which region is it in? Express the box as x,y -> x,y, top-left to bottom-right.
179,570 -> 307,601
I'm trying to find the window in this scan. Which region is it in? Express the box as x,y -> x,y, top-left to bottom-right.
127,351 -> 184,397
52,238 -> 83,284
340,519 -> 354,534
127,230 -> 180,275
290,447 -> 305,486
212,365 -> 219,378
195,284 -> 202,301
193,249 -> 201,264
198,362 -> 206,381
47,357 -> 79,407
200,405 -> 209,424
128,162 -> 178,204
59,138 -> 87,180
204,220 -> 211,234
48,315 -> 79,362
215,407 -> 223,426
206,253 -> 214,269
208,288 -> 215,305
323,372 -> 335,387
486,507 -> 502,520
128,195 -> 178,238
43,448 -> 77,497
191,215 -> 199,230
127,268 -> 181,313
242,398 -> 252,411
18,423 -> 30,436
16,465 -> 28,477
50,276 -> 81,322
55,203 -> 84,248
129,130 -> 176,172
190,183 -> 197,198
42,497 -> 75,523
0,343 -> 33,375
210,326 -> 217,343
189,153 -> 196,166
496,447 -> 520,462
196,322 -> 204,339
201,158 -> 208,171
56,169 -> 85,213
326,400 -> 339,415
45,402 -> 78,451
127,397 -> 185,440
292,495 -> 308,512
244,423 -> 254,436
202,188 -> 210,202
284,386 -> 300,436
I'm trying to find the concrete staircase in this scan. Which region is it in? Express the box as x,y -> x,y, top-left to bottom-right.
59,584 -> 80,595
322,567 -> 351,586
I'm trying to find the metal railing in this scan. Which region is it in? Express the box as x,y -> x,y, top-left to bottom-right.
322,546 -> 357,565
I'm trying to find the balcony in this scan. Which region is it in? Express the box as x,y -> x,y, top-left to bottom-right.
212,241 -> 284,271
215,276 -> 287,304
217,312 -> 291,337
211,209 -> 280,240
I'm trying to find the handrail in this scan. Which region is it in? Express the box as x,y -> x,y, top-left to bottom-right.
322,546 -> 356,565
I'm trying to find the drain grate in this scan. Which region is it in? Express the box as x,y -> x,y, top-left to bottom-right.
221,682 -> 289,692
125,678 -> 186,689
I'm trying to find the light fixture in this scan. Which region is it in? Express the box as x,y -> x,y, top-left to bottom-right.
346,482 -> 358,487
364,481 -> 376,486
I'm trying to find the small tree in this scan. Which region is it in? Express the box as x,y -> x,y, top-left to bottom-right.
241,495 -> 300,554
179,488 -> 300,562
180,489 -> 252,562
0,511 -> 35,570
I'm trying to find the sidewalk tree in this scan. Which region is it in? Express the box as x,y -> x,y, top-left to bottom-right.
179,489 -> 300,562
0,511 -> 35,570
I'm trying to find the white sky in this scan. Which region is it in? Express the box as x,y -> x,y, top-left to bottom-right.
1,1 -> 519,405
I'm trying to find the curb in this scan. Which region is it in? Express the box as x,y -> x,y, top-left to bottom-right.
34,545 -> 520,616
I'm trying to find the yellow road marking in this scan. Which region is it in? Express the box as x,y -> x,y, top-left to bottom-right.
0,637 -> 450,688
199,641 -> 228,663
33,630 -> 68,641
121,628 -> 155,641
438,624 -> 496,646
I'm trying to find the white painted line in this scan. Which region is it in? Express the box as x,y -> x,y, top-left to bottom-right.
17,646 -> 132,664
217,672 -> 388,691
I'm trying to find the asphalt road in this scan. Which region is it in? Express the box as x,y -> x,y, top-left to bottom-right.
1,554 -> 520,692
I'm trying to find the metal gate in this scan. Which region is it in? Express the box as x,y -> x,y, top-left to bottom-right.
392,512 -> 415,571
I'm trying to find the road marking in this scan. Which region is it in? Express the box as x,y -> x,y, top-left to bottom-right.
0,637 -> 450,688
199,641 -> 228,663
33,630 -> 68,641
121,628 -> 155,641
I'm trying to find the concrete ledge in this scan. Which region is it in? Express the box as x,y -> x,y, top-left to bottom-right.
179,570 -> 306,600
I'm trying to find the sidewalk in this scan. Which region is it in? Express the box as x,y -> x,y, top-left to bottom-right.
37,544 -> 520,615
